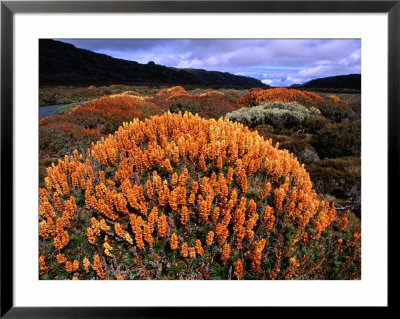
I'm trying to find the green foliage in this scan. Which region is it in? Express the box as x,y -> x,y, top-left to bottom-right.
301,114 -> 329,133
305,157 -> 361,216
317,101 -> 352,122
226,101 -> 321,129
54,103 -> 76,115
169,101 -> 201,115
313,121 -> 361,159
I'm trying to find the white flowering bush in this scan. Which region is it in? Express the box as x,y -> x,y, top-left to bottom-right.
226,102 -> 321,128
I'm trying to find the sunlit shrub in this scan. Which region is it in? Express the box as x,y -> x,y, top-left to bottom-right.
152,86 -> 239,119
121,90 -> 143,97
39,112 -> 360,280
237,88 -> 349,118
39,94 -> 161,157
226,102 -> 321,129
327,95 -> 340,103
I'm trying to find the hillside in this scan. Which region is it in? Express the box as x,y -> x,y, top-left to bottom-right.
39,39 -> 267,88
292,74 -> 361,90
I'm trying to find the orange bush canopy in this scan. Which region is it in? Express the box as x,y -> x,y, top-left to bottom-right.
39,112 -> 359,280
237,87 -> 348,109
39,94 -> 161,156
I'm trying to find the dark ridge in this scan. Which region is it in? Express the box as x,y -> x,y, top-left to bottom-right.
39,39 -> 268,88
292,74 -> 361,90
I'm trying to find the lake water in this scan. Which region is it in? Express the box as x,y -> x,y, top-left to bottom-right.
39,104 -> 64,120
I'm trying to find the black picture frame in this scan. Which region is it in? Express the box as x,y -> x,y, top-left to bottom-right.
1,0 -> 395,317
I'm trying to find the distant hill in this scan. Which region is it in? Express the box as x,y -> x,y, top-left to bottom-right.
291,74 -> 361,90
39,39 -> 267,88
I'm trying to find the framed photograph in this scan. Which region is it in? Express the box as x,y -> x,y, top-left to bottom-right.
1,0 -> 395,316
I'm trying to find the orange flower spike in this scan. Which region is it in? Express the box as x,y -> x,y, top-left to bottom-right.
178,168 -> 189,187
53,193 -> 62,213
234,226 -> 246,249
200,177 -> 210,195
73,149 -> 79,162
45,217 -> 56,237
116,275 -> 124,280
56,253 -> 67,265
338,210 -> 350,231
82,257 -> 90,273
114,223 -> 127,240
39,255 -> 49,272
216,156 -> 223,170
189,247 -> 196,258
273,187 -> 286,211
258,182 -> 272,200
143,224 -> 155,245
39,220 -> 49,239
146,180 -> 154,199
129,213 -> 137,233
157,214 -> 168,238
170,233 -> 179,250
195,239 -> 204,255
188,181 -> 198,205
221,243 -> 231,263
180,242 -> 188,258
247,199 -> 257,218
79,175 -> 86,191
71,172 -> 78,188
73,259 -> 80,271
135,225 -> 145,250
147,207 -> 158,233
211,207 -> 220,223
199,154 -> 207,172
164,159 -> 173,173
199,199 -> 209,222
206,231 -> 214,246
234,260 -> 243,279
99,171 -> 106,185
246,239 -> 266,272
180,206 -> 189,226
226,167 -> 234,185
169,189 -> 178,211
190,181 -> 199,196
86,227 -> 96,245
93,254 -> 106,279
262,205 -> 275,231
245,213 -> 259,239
171,172 -> 178,188
65,261 -> 74,273
99,218 -> 110,232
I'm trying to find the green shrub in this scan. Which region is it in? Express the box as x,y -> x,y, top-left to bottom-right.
302,114 -> 329,133
226,101 -> 321,129
313,121 -> 361,159
169,101 -> 201,115
317,101 -> 352,122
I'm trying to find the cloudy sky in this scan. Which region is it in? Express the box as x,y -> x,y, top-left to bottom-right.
58,39 -> 361,87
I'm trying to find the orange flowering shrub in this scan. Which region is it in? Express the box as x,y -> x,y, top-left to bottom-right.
150,86 -> 240,119
39,112 -> 360,280
237,88 -> 348,109
40,94 -> 161,157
